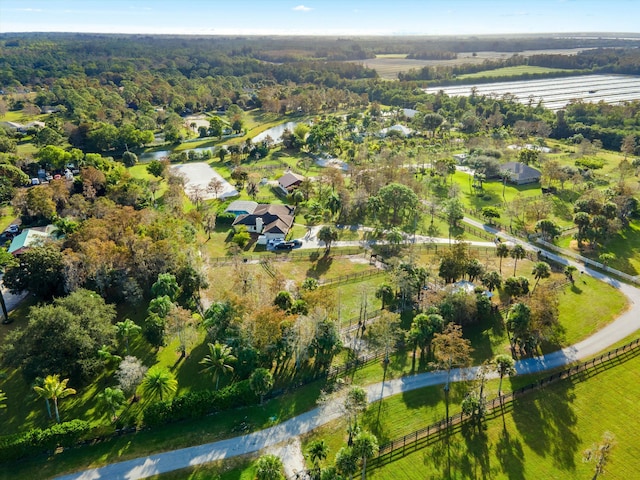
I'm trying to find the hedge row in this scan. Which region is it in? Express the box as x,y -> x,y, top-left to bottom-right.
0,419 -> 92,463
143,380 -> 257,427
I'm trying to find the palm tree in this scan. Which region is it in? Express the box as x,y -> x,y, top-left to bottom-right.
408,313 -> 443,366
499,170 -> 512,200
33,374 -> 76,423
353,431 -> 379,480
317,225 -> 338,254
496,243 -> 510,275
98,387 -> 126,422
386,227 -> 403,247
115,319 -> 142,355
510,244 -> 526,277
97,344 -> 122,367
481,270 -> 502,292
564,265 -> 578,284
199,342 -> 236,390
493,354 -> 516,396
375,283 -> 394,310
33,377 -> 53,419
531,261 -> 551,292
307,439 -> 329,476
141,367 -> 177,402
0,389 -> 6,409
249,368 -> 274,405
335,446 -> 358,480
255,454 -> 284,480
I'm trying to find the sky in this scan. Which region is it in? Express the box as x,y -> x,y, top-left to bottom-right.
1,0 -> 639,36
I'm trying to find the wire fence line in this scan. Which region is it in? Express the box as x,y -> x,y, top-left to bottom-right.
368,336 -> 640,469
536,239 -> 640,285
208,246 -> 366,265
318,269 -> 385,287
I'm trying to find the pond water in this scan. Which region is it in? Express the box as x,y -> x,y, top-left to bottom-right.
139,121 -> 303,162
253,121 -> 300,144
139,145 -> 216,162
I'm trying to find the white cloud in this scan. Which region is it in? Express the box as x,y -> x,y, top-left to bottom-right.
293,5 -> 312,12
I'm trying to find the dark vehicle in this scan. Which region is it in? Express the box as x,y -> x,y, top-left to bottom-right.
274,242 -> 294,251
291,239 -> 302,248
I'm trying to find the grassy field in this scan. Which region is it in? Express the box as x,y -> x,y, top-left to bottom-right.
362,348 -> 640,479
458,65 -> 571,79
561,220 -> 640,276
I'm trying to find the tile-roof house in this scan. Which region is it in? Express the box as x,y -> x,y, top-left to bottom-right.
501,162 -> 541,185
278,171 -> 305,194
232,204 -> 295,240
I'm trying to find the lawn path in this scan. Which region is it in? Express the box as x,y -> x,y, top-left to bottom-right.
55,225 -> 640,480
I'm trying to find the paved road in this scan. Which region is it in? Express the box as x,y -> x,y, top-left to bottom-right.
56,228 -> 640,480
0,274 -> 28,322
296,224 -> 495,251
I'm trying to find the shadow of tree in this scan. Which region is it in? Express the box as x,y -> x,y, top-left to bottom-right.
460,423 -> 493,479
495,425 -> 525,480
511,379 -> 580,472
306,255 -> 333,279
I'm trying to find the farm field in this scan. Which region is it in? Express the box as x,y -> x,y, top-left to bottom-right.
424,74 -> 640,110
457,65 -> 571,79
355,48 -> 589,80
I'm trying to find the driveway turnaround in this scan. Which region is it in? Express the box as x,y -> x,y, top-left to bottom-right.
56,237 -> 640,480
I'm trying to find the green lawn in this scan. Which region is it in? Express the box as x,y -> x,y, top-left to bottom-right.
581,220 -> 640,276
324,277 -> 385,328
458,65 -> 573,79
364,348 -> 640,479
0,205 -> 17,232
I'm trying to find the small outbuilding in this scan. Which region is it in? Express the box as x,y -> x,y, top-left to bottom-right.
278,171 -> 305,194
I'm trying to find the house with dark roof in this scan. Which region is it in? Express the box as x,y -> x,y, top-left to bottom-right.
501,162 -> 541,185
278,171 -> 305,194
232,204 -> 295,243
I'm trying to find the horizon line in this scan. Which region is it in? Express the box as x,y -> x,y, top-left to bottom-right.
2,30 -> 640,38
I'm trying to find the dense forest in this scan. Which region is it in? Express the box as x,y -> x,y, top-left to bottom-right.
0,33 -> 639,182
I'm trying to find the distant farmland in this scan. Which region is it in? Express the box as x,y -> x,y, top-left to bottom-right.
353,48 -> 591,80
423,74 -> 640,110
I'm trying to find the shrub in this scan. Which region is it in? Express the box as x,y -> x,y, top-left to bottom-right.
216,212 -> 236,225
575,157 -> 604,170
143,380 -> 257,427
0,420 -> 92,463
